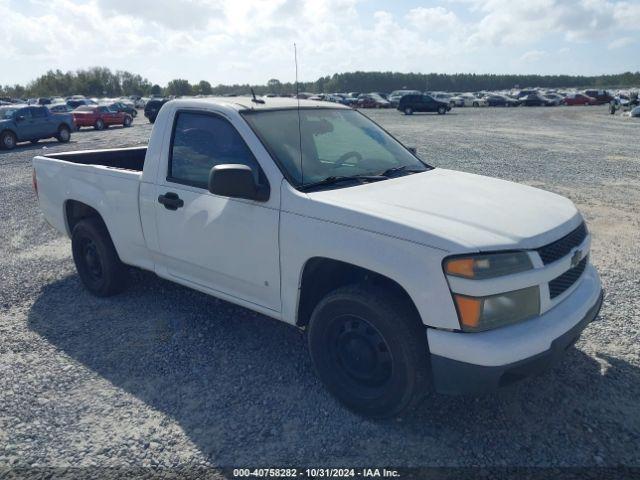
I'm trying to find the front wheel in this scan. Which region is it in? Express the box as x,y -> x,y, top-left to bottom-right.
437,105 -> 446,115
94,119 -> 105,130
71,218 -> 128,297
1,130 -> 17,150
123,116 -> 132,127
307,285 -> 429,418
56,125 -> 71,143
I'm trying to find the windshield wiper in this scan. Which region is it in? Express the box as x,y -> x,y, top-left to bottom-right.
379,165 -> 426,177
299,174 -> 386,192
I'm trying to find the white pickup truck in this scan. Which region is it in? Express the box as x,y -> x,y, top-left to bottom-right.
34,97 -> 603,418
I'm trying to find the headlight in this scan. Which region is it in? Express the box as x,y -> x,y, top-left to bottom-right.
453,286 -> 540,332
444,252 -> 533,279
444,252 -> 538,331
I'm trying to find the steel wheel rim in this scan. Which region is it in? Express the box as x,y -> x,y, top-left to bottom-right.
81,238 -> 103,281
328,314 -> 393,388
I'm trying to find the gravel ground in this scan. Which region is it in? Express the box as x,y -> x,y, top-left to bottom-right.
0,106 -> 639,471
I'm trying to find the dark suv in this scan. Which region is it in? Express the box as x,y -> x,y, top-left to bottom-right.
397,94 -> 451,115
144,98 -> 170,123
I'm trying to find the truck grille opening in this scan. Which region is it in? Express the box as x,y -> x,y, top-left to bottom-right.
536,222 -> 587,265
549,256 -> 588,299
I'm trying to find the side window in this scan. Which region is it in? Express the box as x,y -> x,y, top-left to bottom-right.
30,107 -> 47,118
169,112 -> 262,189
98,106 -> 109,113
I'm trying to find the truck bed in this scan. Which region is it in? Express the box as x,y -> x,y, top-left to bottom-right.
44,146 -> 147,171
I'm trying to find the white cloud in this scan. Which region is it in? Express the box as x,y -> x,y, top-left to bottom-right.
520,50 -> 546,62
608,36 -> 635,49
406,7 -> 461,31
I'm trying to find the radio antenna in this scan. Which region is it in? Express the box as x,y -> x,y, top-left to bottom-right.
294,43 -> 303,184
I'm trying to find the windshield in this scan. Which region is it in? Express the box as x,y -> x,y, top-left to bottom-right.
0,107 -> 18,119
242,108 -> 429,187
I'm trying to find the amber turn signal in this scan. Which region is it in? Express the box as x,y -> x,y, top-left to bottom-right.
453,294 -> 481,329
445,258 -> 475,278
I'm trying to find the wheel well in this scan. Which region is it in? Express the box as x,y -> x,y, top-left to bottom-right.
296,258 -> 420,328
65,200 -> 105,235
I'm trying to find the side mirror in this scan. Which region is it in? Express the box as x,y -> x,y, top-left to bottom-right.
407,146 -> 417,155
208,164 -> 269,202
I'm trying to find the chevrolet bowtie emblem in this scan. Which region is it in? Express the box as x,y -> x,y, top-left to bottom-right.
571,249 -> 582,268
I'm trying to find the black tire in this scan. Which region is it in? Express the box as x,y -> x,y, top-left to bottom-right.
1,130 -> 17,150
131,110 -> 137,118
71,218 -> 128,297
307,285 -> 429,418
56,125 -> 71,143
148,115 -> 156,124
123,116 -> 132,128
472,102 -> 479,107
403,107 -> 413,115
94,119 -> 105,130
437,105 -> 446,115
30,138 -> 39,144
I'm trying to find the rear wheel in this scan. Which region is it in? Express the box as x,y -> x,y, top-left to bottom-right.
131,110 -> 137,118
1,130 -> 17,150
437,105 -> 446,115
472,102 -> 479,107
403,107 -> 413,115
94,119 -> 105,130
71,218 -> 128,297
123,116 -> 132,127
307,285 -> 429,418
56,125 -> 71,143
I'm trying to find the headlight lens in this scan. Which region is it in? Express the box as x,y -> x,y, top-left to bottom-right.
453,286 -> 540,332
444,252 -> 533,279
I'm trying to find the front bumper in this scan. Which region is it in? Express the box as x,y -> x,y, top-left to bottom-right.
428,265 -> 603,395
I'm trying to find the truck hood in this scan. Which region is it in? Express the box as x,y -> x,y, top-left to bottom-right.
302,168 -> 581,252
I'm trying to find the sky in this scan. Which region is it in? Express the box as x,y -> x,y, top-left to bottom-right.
1,0 -> 639,87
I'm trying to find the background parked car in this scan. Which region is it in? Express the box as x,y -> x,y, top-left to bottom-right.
73,105 -> 132,130
563,93 -> 598,106
388,90 -> 421,107
0,105 -> 73,150
144,98 -> 170,123
67,98 -> 96,109
48,103 -> 75,113
583,89 -> 613,104
398,94 -> 451,115
356,93 -> 391,108
484,94 -> 520,107
107,101 -> 138,117
521,93 -> 556,107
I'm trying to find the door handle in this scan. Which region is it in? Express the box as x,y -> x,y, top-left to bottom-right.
158,192 -> 184,210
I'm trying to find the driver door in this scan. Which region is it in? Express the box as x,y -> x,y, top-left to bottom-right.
153,111 -> 281,312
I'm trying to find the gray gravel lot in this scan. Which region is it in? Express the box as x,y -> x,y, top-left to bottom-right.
0,106 -> 639,470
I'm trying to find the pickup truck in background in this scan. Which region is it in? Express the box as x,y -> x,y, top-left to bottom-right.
33,97 -> 603,418
73,105 -> 133,131
1,105 -> 73,150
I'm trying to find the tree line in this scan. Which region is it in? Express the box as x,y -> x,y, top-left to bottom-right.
2,67 -> 639,99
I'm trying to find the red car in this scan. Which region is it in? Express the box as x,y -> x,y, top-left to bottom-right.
563,93 -> 598,106
73,105 -> 133,130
